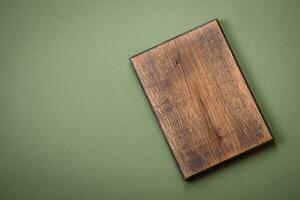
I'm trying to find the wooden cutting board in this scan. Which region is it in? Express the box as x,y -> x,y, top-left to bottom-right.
130,19 -> 273,180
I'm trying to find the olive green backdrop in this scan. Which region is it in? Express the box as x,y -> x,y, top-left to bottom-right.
0,0 -> 299,199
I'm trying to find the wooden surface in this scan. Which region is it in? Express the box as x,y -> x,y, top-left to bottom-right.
130,19 -> 273,180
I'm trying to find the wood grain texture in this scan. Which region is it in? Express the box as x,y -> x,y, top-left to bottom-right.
130,19 -> 273,180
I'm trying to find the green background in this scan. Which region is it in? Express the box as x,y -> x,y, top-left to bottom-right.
0,0 -> 299,199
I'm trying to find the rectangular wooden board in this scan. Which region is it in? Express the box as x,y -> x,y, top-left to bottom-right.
130,19 -> 273,180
